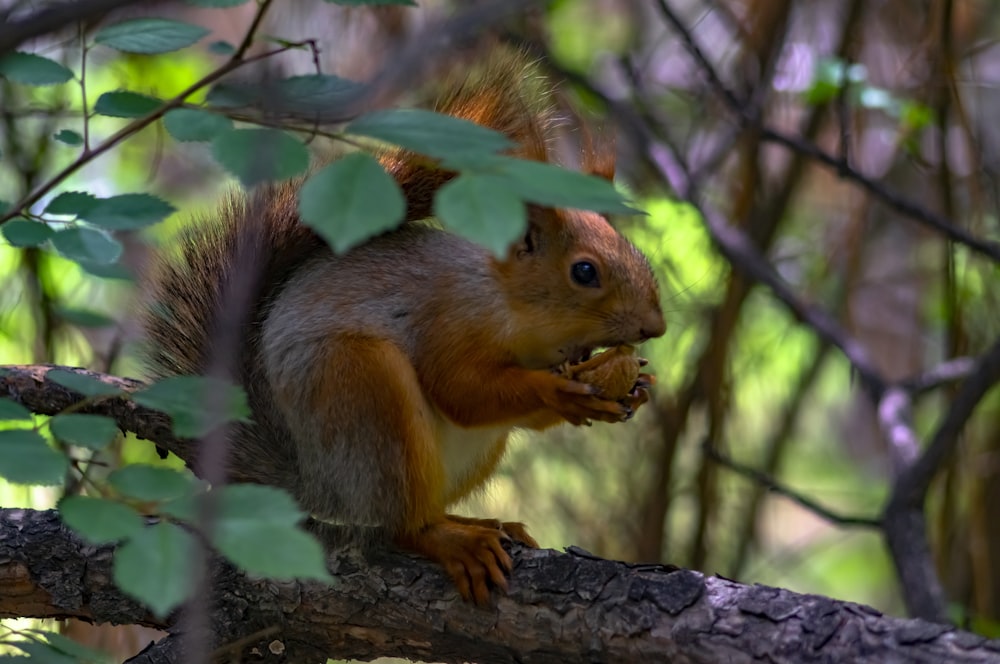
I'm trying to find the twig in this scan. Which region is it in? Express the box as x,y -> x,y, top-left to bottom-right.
0,44 -> 304,226
655,0 -> 1000,264
705,444 -> 881,528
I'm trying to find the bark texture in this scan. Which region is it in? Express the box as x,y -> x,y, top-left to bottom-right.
2,508 -> 998,664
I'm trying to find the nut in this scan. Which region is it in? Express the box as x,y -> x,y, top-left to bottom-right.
566,345 -> 642,401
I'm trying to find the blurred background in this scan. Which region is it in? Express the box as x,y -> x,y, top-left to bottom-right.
1,0 -> 999,659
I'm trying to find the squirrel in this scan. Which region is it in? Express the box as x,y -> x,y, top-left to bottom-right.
143,52 -> 666,604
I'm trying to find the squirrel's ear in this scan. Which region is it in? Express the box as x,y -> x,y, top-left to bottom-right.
514,208 -> 558,258
581,125 -> 616,182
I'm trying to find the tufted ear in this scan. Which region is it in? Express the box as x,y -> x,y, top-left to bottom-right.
581,124 -> 616,182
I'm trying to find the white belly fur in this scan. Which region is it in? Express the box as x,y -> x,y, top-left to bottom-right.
435,414 -> 511,500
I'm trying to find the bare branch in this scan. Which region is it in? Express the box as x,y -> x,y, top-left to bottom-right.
3,508 -> 997,664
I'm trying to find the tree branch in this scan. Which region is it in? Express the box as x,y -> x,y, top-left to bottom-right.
2,508 -> 997,664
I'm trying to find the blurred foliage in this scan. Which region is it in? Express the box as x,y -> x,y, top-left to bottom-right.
1,0 -> 1000,661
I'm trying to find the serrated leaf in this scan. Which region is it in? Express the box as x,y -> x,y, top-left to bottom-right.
94,91 -> 163,118
95,18 -> 210,55
0,52 -> 74,86
298,153 -> 404,253
55,306 -> 116,328
80,193 -> 176,230
59,495 -> 144,544
50,413 -> 119,449
434,174 -> 525,256
494,158 -> 635,214
47,369 -> 122,397
217,523 -> 332,581
348,109 -> 511,161
217,484 -> 305,522
133,376 -> 250,437
53,129 -> 83,146
0,398 -> 32,421
211,489 -> 329,581
0,429 -> 68,485
109,465 -> 194,502
205,75 -> 361,115
113,521 -> 196,616
211,128 -> 309,187
45,190 -> 98,217
163,108 -> 232,142
2,219 -> 53,247
273,75 -> 361,114
51,227 -> 122,264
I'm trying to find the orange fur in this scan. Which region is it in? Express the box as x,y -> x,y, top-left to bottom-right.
144,48 -> 666,606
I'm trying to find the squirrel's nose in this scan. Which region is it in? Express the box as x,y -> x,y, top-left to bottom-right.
639,310 -> 666,341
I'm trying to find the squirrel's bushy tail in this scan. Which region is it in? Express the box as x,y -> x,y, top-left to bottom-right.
142,183 -> 324,485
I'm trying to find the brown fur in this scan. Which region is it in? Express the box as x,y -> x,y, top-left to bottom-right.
142,49 -> 664,603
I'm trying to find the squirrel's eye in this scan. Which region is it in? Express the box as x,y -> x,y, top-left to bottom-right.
571,261 -> 600,288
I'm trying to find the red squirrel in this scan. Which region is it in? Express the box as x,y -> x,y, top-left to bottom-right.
144,53 -> 666,604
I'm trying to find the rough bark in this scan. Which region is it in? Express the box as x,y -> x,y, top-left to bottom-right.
1,508 -> 998,664
3,364 -> 1000,662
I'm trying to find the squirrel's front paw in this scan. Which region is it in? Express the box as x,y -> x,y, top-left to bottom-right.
543,375 -> 631,425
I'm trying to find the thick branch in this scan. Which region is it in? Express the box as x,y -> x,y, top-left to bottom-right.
2,508 -> 998,664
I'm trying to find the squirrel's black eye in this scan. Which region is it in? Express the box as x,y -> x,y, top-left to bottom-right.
571,261 -> 600,287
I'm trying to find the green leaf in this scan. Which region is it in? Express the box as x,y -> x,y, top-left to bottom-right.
50,414 -> 119,449
211,128 -> 309,187
113,521 -> 196,617
0,52 -> 74,86
0,398 -> 33,421
211,486 -> 330,581
494,158 -> 635,214
95,18 -> 210,55
80,261 -> 134,280
217,523 -> 332,581
93,91 -> 163,118
45,191 -> 98,217
10,640 -> 78,664
133,376 -> 250,437
59,495 -> 144,544
2,219 -> 53,247
205,75 -> 361,114
347,109 -> 512,161
163,108 -> 232,142
80,193 -> 176,230
208,40 -> 235,55
22,630 -> 109,664
298,153 -> 405,253
47,368 -> 122,397
217,484 -> 305,523
55,306 -> 116,328
273,75 -> 361,114
0,429 -> 68,485
434,174 -> 525,256
109,465 -> 194,502
53,129 -> 84,146
325,0 -> 417,5
51,227 -> 122,264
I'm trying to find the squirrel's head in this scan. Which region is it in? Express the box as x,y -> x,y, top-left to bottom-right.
494,207 -> 666,369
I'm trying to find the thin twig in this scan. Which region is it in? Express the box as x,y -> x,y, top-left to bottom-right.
706,444 -> 881,528
0,44 -> 304,226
